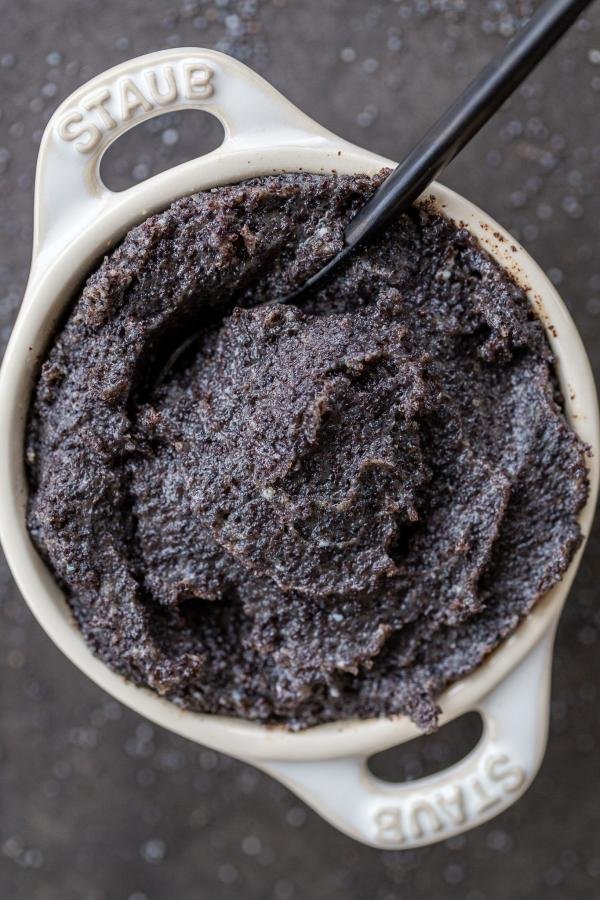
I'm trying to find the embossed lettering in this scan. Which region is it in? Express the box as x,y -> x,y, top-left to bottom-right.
374,808 -> 406,845
472,777 -> 502,814
183,63 -> 213,99
56,61 -> 215,152
57,111 -> 102,153
145,66 -> 178,106
82,88 -> 117,130
436,785 -> 467,826
410,801 -> 444,838
119,77 -> 153,120
486,754 -> 526,793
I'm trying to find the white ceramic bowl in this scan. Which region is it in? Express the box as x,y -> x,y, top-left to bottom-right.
1,49 -> 598,849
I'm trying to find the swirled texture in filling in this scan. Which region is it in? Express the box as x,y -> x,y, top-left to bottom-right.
26,174 -> 588,730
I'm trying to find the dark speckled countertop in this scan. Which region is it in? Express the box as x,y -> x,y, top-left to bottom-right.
1,2 -> 600,898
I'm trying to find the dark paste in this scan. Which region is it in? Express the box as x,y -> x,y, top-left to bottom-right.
26,173 -> 588,730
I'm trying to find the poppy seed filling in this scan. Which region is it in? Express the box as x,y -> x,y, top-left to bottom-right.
26,173 -> 588,730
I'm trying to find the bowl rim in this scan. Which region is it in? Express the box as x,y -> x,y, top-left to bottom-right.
0,135 -> 598,764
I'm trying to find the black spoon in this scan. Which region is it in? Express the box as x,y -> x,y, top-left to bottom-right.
282,0 -> 595,306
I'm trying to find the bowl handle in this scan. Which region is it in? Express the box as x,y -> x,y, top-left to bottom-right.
260,627 -> 555,848
32,48 -> 333,260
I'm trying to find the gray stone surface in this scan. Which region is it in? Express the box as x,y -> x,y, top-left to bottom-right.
1,1 -> 599,898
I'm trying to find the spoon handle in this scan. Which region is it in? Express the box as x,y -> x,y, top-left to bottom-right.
344,0 -> 594,248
